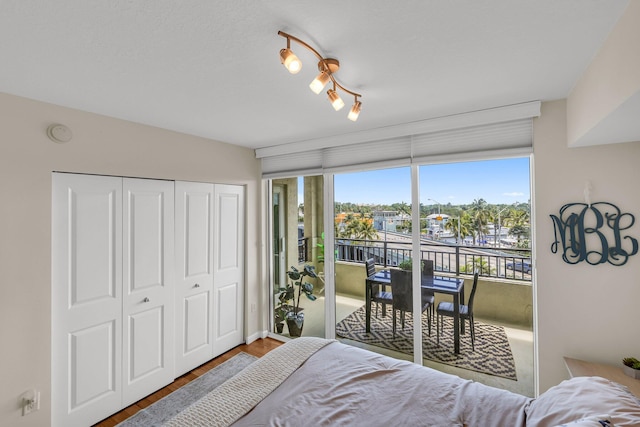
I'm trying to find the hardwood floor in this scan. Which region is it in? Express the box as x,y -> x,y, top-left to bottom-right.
94,338 -> 283,427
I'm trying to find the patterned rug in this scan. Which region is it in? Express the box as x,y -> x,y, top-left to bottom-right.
336,305 -> 517,380
117,352 -> 257,426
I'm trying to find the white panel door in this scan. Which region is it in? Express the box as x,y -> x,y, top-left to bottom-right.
213,184 -> 245,356
174,181 -> 214,376
122,178 -> 175,406
52,173 -> 123,427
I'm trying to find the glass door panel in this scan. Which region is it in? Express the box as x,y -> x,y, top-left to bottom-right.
419,157 -> 534,397
271,176 -> 325,338
333,167 -> 413,362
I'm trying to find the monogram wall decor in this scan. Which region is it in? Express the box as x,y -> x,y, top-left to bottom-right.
550,202 -> 638,266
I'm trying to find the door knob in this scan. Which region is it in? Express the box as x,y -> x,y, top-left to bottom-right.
194,283 -> 200,288
143,297 -> 150,303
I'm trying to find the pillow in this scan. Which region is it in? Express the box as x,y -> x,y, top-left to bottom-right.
525,376 -> 640,426
554,414 -> 613,426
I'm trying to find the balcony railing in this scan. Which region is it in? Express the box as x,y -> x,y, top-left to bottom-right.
298,237 -> 308,263
335,236 -> 532,282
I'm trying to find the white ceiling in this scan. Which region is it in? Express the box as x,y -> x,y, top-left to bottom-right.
0,1 -> 629,151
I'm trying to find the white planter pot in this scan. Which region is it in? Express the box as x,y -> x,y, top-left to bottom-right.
623,365 -> 640,379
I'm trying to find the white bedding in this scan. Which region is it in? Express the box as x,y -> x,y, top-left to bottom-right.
166,337 -> 332,426
167,338 -> 640,427
232,339 -> 530,427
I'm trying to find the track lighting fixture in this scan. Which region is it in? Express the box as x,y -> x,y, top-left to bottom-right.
278,30 -> 362,121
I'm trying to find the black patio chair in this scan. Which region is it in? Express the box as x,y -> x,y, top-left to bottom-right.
390,268 -> 433,337
366,258 -> 392,318
436,270 -> 479,351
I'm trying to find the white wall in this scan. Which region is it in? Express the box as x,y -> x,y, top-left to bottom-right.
534,99 -> 640,392
567,1 -> 640,147
0,92 -> 262,426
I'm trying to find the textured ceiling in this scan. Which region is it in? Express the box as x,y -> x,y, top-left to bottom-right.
0,1 -> 629,150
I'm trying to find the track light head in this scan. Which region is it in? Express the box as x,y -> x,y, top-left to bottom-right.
327,88 -> 344,111
348,100 -> 362,121
280,48 -> 302,74
309,70 -> 330,94
310,60 -> 339,94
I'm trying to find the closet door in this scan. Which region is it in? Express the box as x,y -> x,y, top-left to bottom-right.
213,184 -> 245,355
52,173 -> 123,427
122,178 -> 175,405
174,181 -> 214,376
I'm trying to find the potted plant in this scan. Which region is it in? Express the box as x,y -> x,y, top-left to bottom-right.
274,282 -> 296,334
622,357 -> 640,379
279,264 -> 318,337
398,258 -> 424,271
273,303 -> 288,334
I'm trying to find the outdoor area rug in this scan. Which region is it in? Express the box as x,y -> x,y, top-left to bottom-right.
336,305 -> 517,380
117,352 -> 258,426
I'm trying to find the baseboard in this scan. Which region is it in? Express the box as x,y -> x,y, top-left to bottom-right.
245,330 -> 269,344
265,332 -> 289,343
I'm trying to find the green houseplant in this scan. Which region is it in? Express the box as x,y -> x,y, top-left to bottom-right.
622,357 -> 640,379
273,301 -> 289,334
275,264 -> 318,337
398,258 -> 424,271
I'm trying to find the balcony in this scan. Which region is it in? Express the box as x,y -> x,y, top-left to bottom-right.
285,238 -> 534,397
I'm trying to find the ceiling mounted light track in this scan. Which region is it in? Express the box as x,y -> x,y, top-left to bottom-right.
278,30 -> 362,121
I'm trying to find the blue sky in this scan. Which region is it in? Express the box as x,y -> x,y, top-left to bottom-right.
329,157 -> 530,206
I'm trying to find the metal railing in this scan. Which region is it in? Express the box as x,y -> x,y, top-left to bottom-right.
298,237 -> 308,263
335,237 -> 532,282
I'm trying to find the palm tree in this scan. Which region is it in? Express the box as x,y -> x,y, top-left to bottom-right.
342,213 -> 359,238
461,258 -> 494,275
463,214 -> 474,242
468,198 -> 490,245
444,217 -> 459,240
444,213 -> 473,243
444,216 -> 471,243
357,220 -> 378,240
490,206 -> 514,246
505,209 -> 530,245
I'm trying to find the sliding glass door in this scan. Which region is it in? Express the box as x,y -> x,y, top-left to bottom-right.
333,166 -> 414,361
417,158 -> 533,396
268,156 -> 534,397
271,176 -> 325,338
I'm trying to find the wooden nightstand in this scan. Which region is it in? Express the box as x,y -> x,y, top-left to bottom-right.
564,357 -> 640,399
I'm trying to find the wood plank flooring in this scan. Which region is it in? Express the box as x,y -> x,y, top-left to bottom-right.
94,338 -> 283,427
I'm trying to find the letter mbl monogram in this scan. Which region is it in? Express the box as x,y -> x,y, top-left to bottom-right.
550,202 -> 638,265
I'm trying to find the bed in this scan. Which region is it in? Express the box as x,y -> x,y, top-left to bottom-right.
167,337 -> 640,426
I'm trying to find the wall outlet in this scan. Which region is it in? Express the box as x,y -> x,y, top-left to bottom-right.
21,390 -> 40,416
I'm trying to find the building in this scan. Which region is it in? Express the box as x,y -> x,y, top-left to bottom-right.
373,210 -> 406,233
425,213 -> 451,238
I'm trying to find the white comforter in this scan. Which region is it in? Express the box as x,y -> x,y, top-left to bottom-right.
168,338 -> 640,426
232,339 -> 530,427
